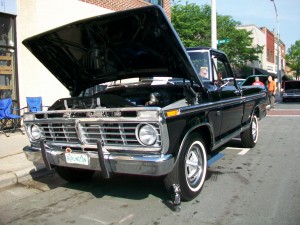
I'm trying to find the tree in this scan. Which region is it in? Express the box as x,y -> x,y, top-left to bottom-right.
171,1 -> 263,70
171,2 -> 211,47
286,40 -> 300,80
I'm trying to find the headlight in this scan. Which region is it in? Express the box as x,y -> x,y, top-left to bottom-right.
23,113 -> 35,121
30,124 -> 42,140
136,124 -> 158,146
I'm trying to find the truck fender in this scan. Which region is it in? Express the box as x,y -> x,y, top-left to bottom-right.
173,123 -> 214,166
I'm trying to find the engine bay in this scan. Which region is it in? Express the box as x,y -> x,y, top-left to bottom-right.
48,84 -> 188,110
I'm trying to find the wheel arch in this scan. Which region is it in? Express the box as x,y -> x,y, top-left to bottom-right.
255,98 -> 267,120
173,123 -> 213,166
253,105 -> 261,120
241,106 -> 259,148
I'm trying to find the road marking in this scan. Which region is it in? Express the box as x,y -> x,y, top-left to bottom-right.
117,214 -> 134,224
238,148 -> 250,155
225,147 -> 250,155
80,215 -> 107,224
267,109 -> 300,116
267,115 -> 300,117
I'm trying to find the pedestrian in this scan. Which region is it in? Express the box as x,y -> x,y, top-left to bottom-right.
214,71 -> 223,85
267,76 -> 277,109
252,76 -> 264,86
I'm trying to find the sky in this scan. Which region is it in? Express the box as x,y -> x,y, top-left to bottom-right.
186,0 -> 300,51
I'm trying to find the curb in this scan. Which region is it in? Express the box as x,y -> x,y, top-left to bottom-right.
0,165 -> 53,189
0,172 -> 17,189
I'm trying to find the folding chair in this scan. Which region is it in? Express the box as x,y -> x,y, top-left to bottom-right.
0,98 -> 24,137
0,99 -> 8,135
26,97 -> 49,112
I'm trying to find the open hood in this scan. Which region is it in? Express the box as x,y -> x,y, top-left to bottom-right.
22,6 -> 200,96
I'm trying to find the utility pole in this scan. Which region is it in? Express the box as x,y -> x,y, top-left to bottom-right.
211,0 -> 217,49
270,0 -> 281,95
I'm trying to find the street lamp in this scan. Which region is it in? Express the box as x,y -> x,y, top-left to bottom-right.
270,0 -> 281,95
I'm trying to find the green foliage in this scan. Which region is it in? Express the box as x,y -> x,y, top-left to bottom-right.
286,40 -> 300,79
171,3 -> 211,47
171,1 -> 263,68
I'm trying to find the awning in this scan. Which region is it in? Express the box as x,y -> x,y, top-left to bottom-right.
254,68 -> 276,78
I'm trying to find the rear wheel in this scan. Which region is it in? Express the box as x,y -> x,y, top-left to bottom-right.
55,166 -> 95,182
241,115 -> 258,148
164,133 -> 207,201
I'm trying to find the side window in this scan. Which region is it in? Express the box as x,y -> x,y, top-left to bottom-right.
212,53 -> 234,86
188,51 -> 211,80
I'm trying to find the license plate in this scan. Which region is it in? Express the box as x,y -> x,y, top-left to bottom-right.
65,153 -> 89,166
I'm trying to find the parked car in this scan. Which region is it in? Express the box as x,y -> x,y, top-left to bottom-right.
241,74 -> 269,87
282,80 -> 300,102
22,6 -> 267,201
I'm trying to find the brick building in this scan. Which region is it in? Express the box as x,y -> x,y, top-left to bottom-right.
80,0 -> 171,19
237,25 -> 286,78
0,0 -> 170,110
263,27 -> 275,64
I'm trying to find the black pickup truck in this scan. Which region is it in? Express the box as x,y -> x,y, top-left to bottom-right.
22,6 -> 268,201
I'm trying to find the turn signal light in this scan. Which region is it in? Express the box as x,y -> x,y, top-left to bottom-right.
165,109 -> 179,118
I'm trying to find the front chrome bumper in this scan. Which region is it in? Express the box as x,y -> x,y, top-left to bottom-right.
282,95 -> 300,99
23,144 -> 175,177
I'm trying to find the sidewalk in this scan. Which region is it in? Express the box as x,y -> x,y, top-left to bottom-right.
0,131 -> 50,189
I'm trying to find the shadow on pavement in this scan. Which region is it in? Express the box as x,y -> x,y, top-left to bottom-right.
25,169 -> 171,202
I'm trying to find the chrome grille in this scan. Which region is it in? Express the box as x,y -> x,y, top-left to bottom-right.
79,122 -> 162,147
33,121 -> 162,148
38,122 -> 79,143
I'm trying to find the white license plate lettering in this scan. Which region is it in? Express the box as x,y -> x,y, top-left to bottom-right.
65,153 -> 89,166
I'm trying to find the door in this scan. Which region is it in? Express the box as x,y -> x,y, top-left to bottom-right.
188,49 -> 222,141
211,51 -> 244,138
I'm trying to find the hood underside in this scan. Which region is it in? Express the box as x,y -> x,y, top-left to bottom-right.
284,81 -> 300,91
22,6 -> 200,96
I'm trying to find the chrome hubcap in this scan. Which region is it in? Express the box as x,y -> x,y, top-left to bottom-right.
185,144 -> 203,187
252,117 -> 258,142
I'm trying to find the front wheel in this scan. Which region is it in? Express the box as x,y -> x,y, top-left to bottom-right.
164,133 -> 207,201
240,115 -> 258,148
55,166 -> 95,183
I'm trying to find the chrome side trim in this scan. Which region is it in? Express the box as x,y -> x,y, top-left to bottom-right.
179,101 -> 222,115
243,92 -> 267,102
177,92 -> 265,117
212,127 -> 245,150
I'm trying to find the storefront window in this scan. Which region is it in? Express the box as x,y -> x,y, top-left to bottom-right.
0,14 -> 16,99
